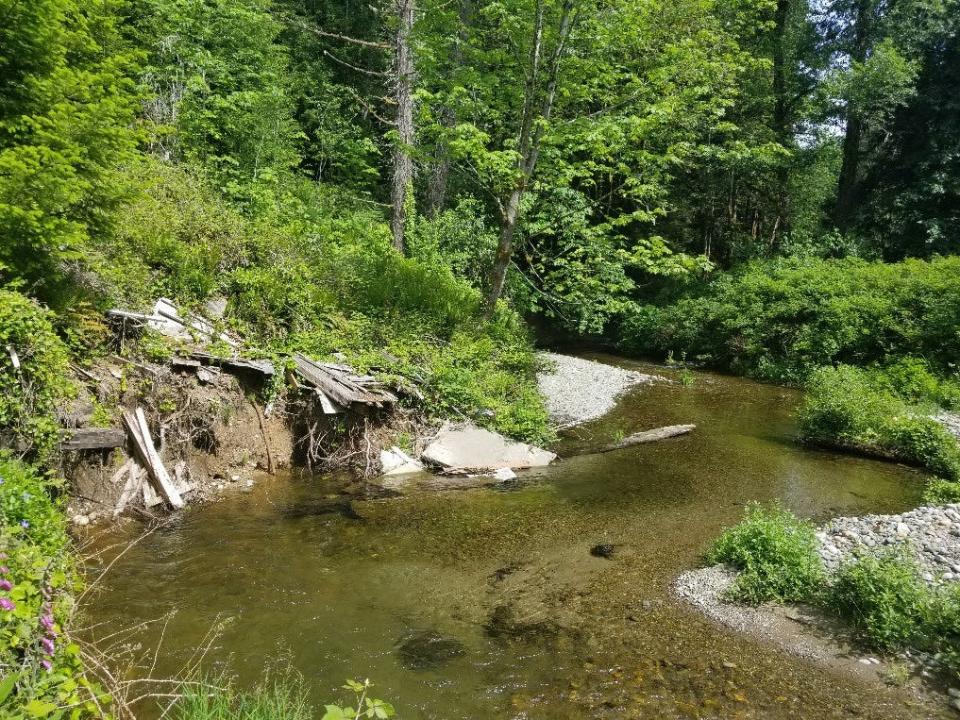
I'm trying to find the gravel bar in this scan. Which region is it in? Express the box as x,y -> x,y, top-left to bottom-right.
537,352 -> 661,428
818,503 -> 960,583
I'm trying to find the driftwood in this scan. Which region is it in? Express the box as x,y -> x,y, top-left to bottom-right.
114,464 -> 147,518
600,424 -> 696,453
61,428 -> 127,451
122,409 -> 184,509
292,354 -> 396,409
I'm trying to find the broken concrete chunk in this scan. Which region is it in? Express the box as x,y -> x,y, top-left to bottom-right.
379,446 -> 424,476
422,422 -> 556,473
492,467 -> 517,481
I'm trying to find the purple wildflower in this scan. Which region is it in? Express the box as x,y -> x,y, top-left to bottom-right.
41,613 -> 55,631
41,659 -> 52,672
20,520 -> 29,529
0,579 -> 11,591
0,598 -> 14,611
0,566 -> 9,575
41,637 -> 55,655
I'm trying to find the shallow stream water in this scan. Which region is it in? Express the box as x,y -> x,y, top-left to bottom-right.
82,356 -> 950,718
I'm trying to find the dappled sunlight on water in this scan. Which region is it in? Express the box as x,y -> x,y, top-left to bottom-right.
82,357 -> 948,718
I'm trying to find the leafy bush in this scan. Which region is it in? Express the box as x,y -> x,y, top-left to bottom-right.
0,453 -> 107,717
620,256 -> 960,383
706,504 -> 825,604
828,551 -> 934,650
924,479 -> 960,504
0,289 -> 75,462
798,365 -> 960,479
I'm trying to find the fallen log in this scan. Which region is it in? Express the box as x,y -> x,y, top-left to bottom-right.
61,428 -> 127,451
122,409 -> 184,509
600,424 -> 696,452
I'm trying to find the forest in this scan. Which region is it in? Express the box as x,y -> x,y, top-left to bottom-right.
2,0 -> 960,717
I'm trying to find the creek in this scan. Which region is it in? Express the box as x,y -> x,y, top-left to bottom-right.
82,355 -> 947,718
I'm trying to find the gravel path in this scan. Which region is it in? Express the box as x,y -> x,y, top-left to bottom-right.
818,504 -> 960,583
537,352 -> 661,428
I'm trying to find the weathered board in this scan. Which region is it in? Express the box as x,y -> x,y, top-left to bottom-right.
292,354 -> 396,409
61,428 -> 127,451
123,409 -> 184,509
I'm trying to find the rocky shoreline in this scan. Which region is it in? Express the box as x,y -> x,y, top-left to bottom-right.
818,504 -> 960,582
536,352 -> 660,428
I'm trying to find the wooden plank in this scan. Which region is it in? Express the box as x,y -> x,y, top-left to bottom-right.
315,389 -> 344,415
123,409 -> 184,509
293,354 -> 396,407
114,464 -> 145,518
109,458 -> 135,485
142,475 -> 162,508
62,428 -> 127,451
190,352 -> 275,377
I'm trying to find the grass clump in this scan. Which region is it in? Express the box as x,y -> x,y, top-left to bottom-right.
706,503 -> 825,604
174,676 -> 312,720
798,365 -> 960,480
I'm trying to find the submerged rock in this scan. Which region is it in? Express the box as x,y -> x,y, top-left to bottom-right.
590,543 -> 617,559
484,603 -> 559,643
396,631 -> 466,670
422,422 -> 556,473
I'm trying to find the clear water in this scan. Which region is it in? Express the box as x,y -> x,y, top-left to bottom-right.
81,357 -> 946,718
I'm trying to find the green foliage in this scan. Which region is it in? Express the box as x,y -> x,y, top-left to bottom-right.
321,679 -> 394,720
174,674 -> 312,720
0,0 -> 138,308
129,0 -> 301,201
621,256 -> 960,383
798,365 -> 960,479
829,551 -> 934,650
0,454 -> 108,718
0,290 -> 74,463
706,503 -> 825,604
924,479 -> 960,505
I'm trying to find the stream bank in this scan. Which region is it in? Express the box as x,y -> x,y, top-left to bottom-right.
79,356 -> 951,719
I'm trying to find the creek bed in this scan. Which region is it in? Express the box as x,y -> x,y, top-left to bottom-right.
81,355 -> 949,719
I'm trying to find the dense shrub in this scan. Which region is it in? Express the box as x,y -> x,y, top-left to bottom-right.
0,290 -> 75,463
620,256 -> 960,383
706,504 -> 825,603
829,551 -> 934,650
798,365 -> 960,479
0,453 -> 107,717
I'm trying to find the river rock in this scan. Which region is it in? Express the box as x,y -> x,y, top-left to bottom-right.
422,422 -> 556,472
396,631 -> 466,670
590,543 -> 617,559
817,503 -> 960,585
379,446 -> 424,476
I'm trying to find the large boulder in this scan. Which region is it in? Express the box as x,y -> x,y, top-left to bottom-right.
422,422 -> 556,472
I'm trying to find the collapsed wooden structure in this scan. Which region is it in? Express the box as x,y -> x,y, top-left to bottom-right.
291,353 -> 396,414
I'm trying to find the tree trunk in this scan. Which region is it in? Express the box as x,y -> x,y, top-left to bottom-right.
834,0 -> 871,231
771,0 -> 791,249
425,0 -> 470,218
391,0 -> 416,253
483,0 -> 575,315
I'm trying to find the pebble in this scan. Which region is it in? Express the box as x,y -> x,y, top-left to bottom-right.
817,504 -> 960,586
72,514 -> 90,527
537,352 -> 661,428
